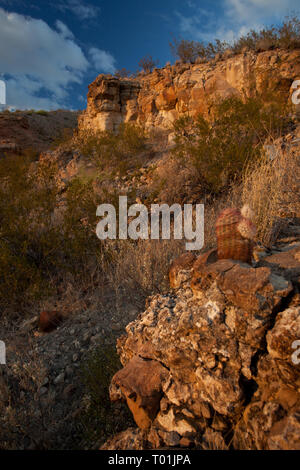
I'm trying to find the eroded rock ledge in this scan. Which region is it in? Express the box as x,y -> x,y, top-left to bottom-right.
79,49 -> 300,136
103,238 -> 300,450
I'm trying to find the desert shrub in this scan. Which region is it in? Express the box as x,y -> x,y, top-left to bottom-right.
170,16 -> 300,64
0,151 -> 105,315
232,16 -> 300,53
75,123 -> 147,176
0,138 -> 180,317
148,157 -> 201,205
170,38 -> 209,63
107,238 -> 184,306
0,153 -> 58,310
114,68 -> 131,78
79,342 -> 134,448
171,95 -> 291,194
278,16 -> 300,49
138,55 -> 158,73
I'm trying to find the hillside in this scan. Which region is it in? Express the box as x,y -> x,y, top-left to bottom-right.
0,46 -> 300,451
0,110 -> 79,154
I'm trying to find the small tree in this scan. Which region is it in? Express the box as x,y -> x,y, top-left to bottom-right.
170,38 -> 207,63
138,55 -> 158,73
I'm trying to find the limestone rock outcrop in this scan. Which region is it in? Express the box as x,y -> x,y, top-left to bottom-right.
107,238 -> 300,449
79,50 -> 300,135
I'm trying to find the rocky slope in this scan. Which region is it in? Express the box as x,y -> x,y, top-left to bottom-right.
1,221 -> 298,450
1,48 -> 300,451
0,110 -> 79,154
103,224 -> 300,450
0,291 -> 140,449
79,49 -> 300,136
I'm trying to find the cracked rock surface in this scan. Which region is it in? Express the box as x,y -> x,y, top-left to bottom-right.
105,232 -> 300,450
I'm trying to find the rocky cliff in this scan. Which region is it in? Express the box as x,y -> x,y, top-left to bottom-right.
79,49 -> 300,136
103,227 -> 300,450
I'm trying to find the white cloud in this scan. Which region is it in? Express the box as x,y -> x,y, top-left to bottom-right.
89,47 -> 116,74
0,8 -> 116,109
0,8 -> 89,108
55,19 -> 74,39
177,0 -> 300,43
57,0 -> 100,20
6,76 -> 63,110
225,0 -> 298,24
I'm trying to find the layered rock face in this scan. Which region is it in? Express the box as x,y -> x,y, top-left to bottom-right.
79,50 -> 300,135
104,236 -> 300,450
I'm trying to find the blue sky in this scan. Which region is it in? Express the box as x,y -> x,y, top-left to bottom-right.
0,0 -> 299,110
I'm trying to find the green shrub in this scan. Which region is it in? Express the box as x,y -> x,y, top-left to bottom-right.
0,151 -> 105,314
75,123 -> 147,176
172,95 -> 291,194
0,153 -> 58,309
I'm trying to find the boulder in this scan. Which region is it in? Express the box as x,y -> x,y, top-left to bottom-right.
192,259 -> 292,315
110,355 -> 169,429
258,245 -> 300,284
38,311 -> 64,333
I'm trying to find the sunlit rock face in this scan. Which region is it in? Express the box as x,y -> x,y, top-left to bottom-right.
79,50 -> 300,135
105,241 -> 300,450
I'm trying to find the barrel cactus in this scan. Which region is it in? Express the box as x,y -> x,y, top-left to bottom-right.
216,205 -> 256,264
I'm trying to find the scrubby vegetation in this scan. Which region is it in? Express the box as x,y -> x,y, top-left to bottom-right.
138,55 -> 158,73
171,94 -> 291,193
1,23 -> 300,448
114,68 -> 132,78
74,123 -> 147,176
0,89 -> 296,319
0,122 -> 182,320
170,15 -> 300,63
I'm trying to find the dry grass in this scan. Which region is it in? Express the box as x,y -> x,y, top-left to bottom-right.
106,238 -> 184,310
195,137 -> 300,251
241,143 -> 300,246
